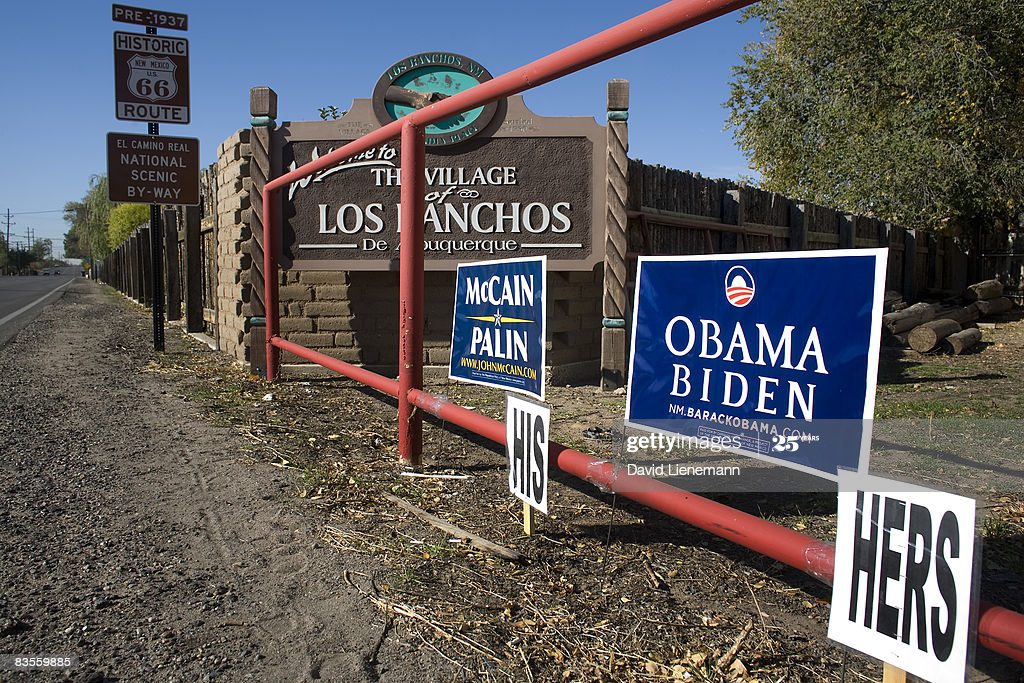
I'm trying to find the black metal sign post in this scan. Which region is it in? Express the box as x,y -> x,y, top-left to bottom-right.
112,5 -> 190,352
146,23 -> 164,350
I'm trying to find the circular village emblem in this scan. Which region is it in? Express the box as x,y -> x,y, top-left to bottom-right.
371,52 -> 501,147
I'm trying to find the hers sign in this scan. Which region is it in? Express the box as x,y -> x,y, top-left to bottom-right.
829,471 -> 977,683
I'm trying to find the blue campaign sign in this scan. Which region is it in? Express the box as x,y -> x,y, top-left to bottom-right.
450,256 -> 546,400
625,249 -> 887,480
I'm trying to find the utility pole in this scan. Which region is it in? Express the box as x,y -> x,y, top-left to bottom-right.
2,209 -> 12,276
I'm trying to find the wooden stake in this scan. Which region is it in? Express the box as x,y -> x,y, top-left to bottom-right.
383,493 -> 525,562
523,500 -> 535,536
882,662 -> 907,683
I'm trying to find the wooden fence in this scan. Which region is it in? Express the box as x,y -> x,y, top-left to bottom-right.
99,165 -> 219,338
100,206 -> 206,332
977,229 -> 1024,303
625,159 -> 971,300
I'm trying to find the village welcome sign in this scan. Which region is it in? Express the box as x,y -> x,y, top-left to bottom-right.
625,250 -> 887,479
271,96 -> 605,272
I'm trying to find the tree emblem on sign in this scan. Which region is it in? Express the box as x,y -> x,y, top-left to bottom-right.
126,54 -> 177,101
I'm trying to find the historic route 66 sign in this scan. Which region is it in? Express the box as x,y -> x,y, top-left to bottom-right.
114,31 -> 190,124
126,54 -> 177,101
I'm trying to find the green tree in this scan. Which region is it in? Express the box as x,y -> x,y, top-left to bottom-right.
107,203 -> 151,249
34,238 -> 52,262
63,200 -> 88,258
318,105 -> 341,120
63,175 -> 113,259
63,224 -> 84,259
726,0 -> 1024,235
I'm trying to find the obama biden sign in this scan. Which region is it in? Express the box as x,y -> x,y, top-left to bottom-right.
625,250 -> 887,480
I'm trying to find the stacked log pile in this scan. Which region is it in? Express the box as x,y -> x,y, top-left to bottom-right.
881,279 -> 1013,354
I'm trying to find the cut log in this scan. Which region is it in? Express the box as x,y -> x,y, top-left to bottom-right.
976,297 -> 1013,317
883,290 -> 905,314
940,303 -> 980,325
883,302 -> 937,334
883,332 -> 909,348
943,328 -> 983,355
965,279 -> 1003,302
908,319 -> 961,353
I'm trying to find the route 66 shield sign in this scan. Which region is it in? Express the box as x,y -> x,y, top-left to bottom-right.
114,31 -> 190,123
127,54 -> 177,101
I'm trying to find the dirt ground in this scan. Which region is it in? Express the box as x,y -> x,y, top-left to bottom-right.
0,281 -> 447,682
2,281 -> 1021,682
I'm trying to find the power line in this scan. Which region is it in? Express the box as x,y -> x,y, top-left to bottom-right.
9,209 -> 65,215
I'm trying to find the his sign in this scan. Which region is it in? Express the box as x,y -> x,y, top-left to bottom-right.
829,471 -> 977,682
450,256 -> 546,400
114,30 -> 190,123
625,250 -> 887,479
107,132 -> 199,205
505,394 -> 549,514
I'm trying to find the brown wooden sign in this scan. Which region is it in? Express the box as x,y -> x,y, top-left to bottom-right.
114,30 -> 190,124
112,4 -> 188,30
107,132 -> 199,205
272,96 -> 606,271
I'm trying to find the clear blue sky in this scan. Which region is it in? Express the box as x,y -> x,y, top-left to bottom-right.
0,0 -> 764,258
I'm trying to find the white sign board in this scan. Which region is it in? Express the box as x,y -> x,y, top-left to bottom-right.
505,394 -> 549,514
828,471 -> 977,682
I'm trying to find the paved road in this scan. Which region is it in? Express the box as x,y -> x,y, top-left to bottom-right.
0,275 -> 77,347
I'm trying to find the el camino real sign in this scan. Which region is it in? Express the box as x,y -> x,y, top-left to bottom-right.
271,96 -> 605,271
625,250 -> 887,479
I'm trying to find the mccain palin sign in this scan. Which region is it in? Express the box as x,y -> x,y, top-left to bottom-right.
270,96 -> 605,272
450,256 -> 546,400
625,250 -> 887,480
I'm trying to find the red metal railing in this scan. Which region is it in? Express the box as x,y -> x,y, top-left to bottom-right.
260,0 -> 1024,665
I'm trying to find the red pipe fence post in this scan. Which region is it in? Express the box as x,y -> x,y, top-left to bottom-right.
398,122 -> 426,468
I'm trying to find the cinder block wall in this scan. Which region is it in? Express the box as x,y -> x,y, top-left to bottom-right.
276,269 -> 603,382
214,129 -> 252,363
547,270 -> 603,377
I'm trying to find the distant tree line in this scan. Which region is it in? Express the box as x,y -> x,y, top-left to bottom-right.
2,234 -> 58,275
